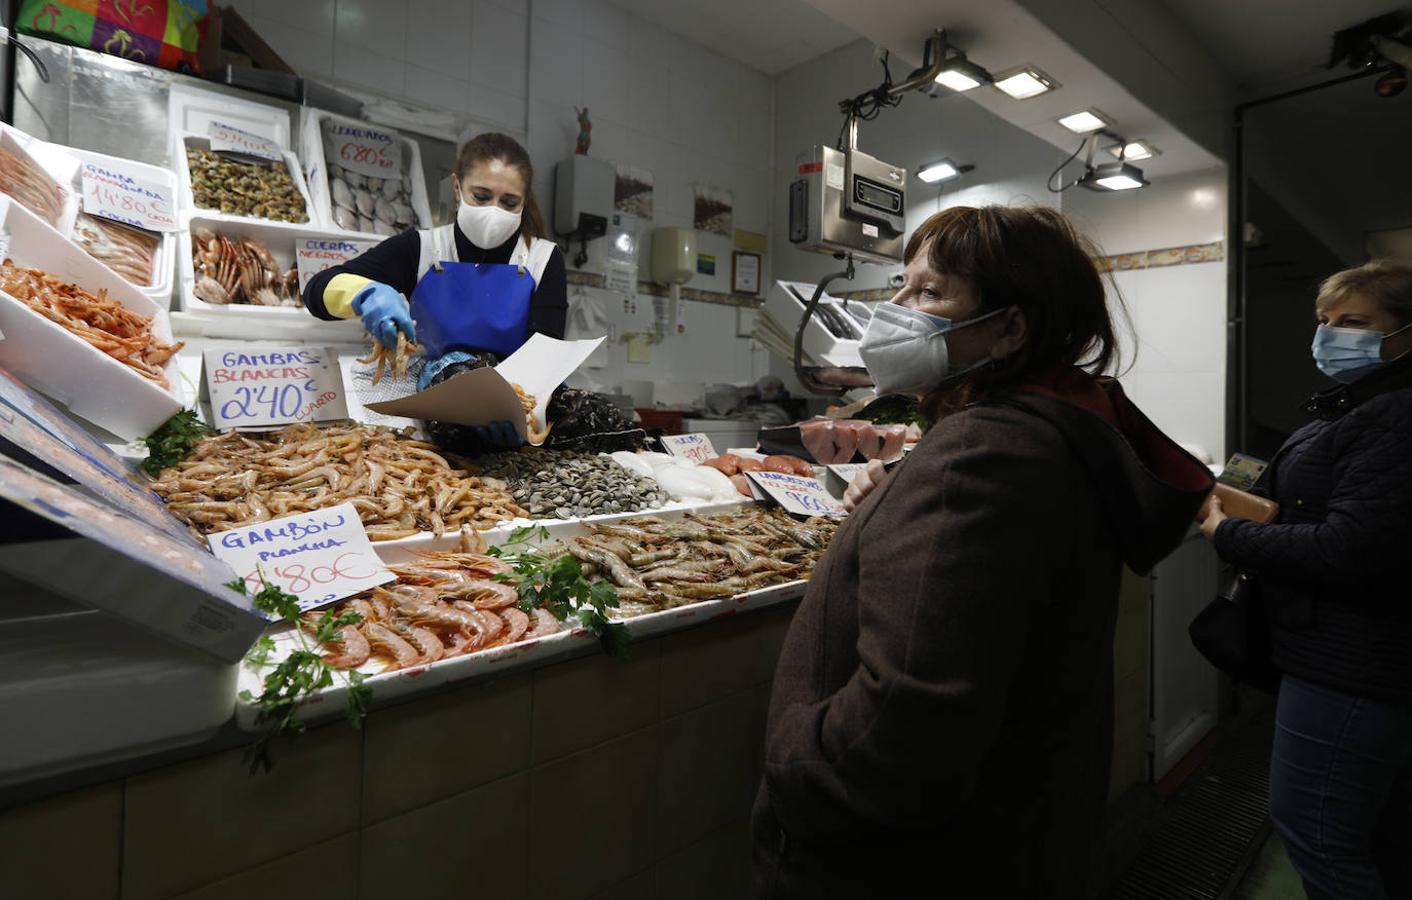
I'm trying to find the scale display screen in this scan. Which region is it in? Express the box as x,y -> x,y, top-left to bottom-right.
853,177 -> 902,214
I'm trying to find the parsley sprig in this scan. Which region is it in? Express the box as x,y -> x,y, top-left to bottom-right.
231,575 -> 373,774
489,526 -> 631,660
141,409 -> 212,476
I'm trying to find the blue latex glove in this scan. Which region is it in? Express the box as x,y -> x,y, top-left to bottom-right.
351,282 -> 415,350
474,421 -> 524,451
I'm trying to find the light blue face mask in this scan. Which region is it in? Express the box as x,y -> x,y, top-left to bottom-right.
1311,322 -> 1412,383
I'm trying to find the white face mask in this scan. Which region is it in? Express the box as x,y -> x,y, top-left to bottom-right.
859,302 -> 1009,395
457,201 -> 522,249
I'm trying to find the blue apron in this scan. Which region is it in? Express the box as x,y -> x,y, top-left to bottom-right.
409,228 -> 535,358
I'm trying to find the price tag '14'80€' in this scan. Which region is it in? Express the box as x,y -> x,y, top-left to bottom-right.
80,162 -> 177,233
203,347 -> 350,431
746,470 -> 845,518
208,502 -> 395,613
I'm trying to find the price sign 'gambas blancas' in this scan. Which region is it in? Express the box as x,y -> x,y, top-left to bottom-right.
80,162 -> 177,233
203,347 -> 350,431
329,122 -> 402,180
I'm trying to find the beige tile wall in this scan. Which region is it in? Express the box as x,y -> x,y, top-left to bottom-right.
0,595 -> 1153,900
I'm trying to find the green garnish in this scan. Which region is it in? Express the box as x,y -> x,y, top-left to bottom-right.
489,526 -> 631,660
141,409 -> 212,476
230,576 -> 373,774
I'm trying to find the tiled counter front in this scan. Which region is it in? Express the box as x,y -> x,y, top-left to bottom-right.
0,604 -> 795,900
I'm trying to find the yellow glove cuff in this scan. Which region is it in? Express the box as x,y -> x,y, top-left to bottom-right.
324,273 -> 374,319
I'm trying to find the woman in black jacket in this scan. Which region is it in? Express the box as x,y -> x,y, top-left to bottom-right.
1201,259 -> 1412,900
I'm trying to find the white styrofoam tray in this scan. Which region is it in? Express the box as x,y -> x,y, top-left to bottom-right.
175,211 -> 369,335
0,124 -> 80,240
39,142 -> 178,308
298,107 -> 434,236
167,82 -> 294,153
234,500 -> 808,729
0,196 -> 181,440
174,134 -> 316,229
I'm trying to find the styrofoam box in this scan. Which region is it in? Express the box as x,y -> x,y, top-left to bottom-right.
0,196 -> 181,440
174,134 -> 316,229
38,142 -> 178,308
0,124 -> 80,240
176,212 -> 366,336
234,500 -> 807,730
167,82 -> 293,152
298,106 -> 434,235
765,279 -> 870,368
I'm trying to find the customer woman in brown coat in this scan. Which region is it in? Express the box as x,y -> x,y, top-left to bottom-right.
751,206 -> 1213,899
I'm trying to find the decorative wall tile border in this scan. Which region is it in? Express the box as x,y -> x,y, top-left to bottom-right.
1094,240 -> 1225,273
829,240 -> 1228,301
566,269 -> 763,309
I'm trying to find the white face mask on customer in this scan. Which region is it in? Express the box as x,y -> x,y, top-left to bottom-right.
859,302 -> 1010,395
457,202 -> 522,249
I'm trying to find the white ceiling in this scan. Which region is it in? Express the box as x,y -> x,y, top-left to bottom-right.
605,0 -> 858,75
1162,0 -> 1405,94
799,0 -> 1224,178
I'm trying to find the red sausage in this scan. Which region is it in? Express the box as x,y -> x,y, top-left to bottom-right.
701,453 -> 741,477
735,457 -> 765,473
730,474 -> 754,497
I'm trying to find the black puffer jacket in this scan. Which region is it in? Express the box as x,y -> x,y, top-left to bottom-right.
1215,355 -> 1412,700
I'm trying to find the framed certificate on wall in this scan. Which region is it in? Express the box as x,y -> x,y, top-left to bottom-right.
732,251 -> 761,295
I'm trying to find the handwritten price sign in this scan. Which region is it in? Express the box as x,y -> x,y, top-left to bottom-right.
296,238 -> 377,290
209,502 -> 395,613
330,122 -> 402,179
746,470 -> 846,518
203,347 -> 350,431
661,432 -> 718,465
80,163 -> 176,233
208,120 -> 284,163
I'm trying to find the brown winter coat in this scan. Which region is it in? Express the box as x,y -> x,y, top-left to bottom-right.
751,380 -> 1211,899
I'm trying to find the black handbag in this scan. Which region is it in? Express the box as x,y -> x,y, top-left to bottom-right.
1189,571 -> 1281,694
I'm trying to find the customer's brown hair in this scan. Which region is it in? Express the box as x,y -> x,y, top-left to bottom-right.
1315,259 -> 1412,325
904,205 -> 1127,417
454,132 -> 547,239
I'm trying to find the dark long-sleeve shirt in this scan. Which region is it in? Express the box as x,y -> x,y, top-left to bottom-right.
301,224 -> 568,352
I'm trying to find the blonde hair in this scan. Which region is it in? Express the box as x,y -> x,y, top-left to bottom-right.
1316,259 -> 1412,325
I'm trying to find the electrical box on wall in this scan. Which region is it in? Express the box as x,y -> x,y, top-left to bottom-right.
651,227 -> 696,285
554,155 -> 613,240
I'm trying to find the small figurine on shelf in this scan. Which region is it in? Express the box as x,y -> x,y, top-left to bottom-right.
574,107 -> 592,155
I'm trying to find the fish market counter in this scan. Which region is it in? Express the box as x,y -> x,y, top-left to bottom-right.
0,520 -> 811,900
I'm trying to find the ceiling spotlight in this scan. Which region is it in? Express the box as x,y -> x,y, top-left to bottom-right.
934,54 -> 991,92
917,159 -> 970,183
1058,109 -> 1110,133
993,65 -> 1059,99
1107,140 -> 1160,161
1079,160 -> 1148,191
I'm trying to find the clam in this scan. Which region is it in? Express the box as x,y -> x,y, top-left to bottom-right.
333,203 -> 359,231
354,187 -> 375,217
331,177 -> 354,208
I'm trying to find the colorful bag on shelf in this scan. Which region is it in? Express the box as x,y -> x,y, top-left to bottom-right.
16,0 -> 210,75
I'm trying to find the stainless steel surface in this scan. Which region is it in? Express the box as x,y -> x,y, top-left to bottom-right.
788,144 -> 904,265
10,37 -> 455,227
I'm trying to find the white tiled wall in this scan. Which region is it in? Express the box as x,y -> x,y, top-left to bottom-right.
1064,169 -> 1230,461
225,0 -> 775,394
